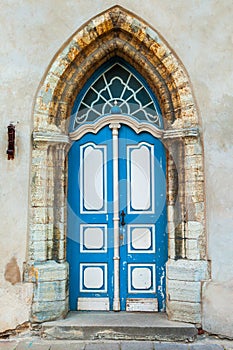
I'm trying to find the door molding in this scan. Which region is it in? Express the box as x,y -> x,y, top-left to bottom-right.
109,123 -> 121,311
69,114 -> 199,141
26,5 -> 209,325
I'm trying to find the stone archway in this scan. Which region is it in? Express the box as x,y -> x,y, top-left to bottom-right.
24,6 -> 209,325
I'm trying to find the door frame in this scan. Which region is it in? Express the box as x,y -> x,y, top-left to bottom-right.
26,6 -> 208,325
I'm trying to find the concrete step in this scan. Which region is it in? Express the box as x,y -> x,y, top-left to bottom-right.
41,312 -> 197,342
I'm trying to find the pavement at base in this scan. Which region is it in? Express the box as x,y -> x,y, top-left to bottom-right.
0,336 -> 233,350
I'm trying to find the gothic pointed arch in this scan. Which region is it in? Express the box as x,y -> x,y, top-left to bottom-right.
26,6 -> 209,324
33,5 -> 198,134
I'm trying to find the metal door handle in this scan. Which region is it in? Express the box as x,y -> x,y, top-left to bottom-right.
120,210 -> 126,226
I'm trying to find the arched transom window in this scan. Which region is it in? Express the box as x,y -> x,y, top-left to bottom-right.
71,60 -> 163,132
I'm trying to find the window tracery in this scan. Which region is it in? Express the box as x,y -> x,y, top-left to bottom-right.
71,63 -> 162,132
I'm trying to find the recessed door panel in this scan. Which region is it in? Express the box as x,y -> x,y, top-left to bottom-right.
127,143 -> 154,213
128,225 -> 155,253
80,143 -> 107,213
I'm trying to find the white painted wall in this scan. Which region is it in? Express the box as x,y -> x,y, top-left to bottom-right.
0,0 -> 232,336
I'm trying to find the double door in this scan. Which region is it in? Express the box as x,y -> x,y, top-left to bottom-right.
67,124 -> 167,311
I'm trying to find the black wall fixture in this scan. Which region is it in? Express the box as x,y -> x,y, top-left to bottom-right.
7,123 -> 15,160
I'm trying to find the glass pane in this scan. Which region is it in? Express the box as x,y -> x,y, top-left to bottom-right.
92,76 -> 105,91
83,90 -> 97,106
105,64 -> 129,83
136,89 -> 151,105
110,79 -> 124,98
128,75 -> 141,91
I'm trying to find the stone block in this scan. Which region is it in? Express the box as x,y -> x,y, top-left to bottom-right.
53,206 -> 66,224
54,223 -> 65,240
185,167 -> 204,182
167,222 -> 175,239
30,224 -> 47,241
25,261 -> 68,283
191,191 -> 204,203
185,142 -> 202,156
33,280 -> 67,302
31,164 -> 47,182
46,208 -> 54,225
31,298 -> 68,322
29,240 -> 47,261
167,300 -> 201,324
194,202 -> 205,222
185,155 -> 203,169
185,182 -> 204,198
50,55 -> 72,79
47,223 -> 54,240
31,192 -> 47,208
46,240 -> 53,260
168,238 -> 176,259
167,205 -> 175,222
186,221 -> 203,239
58,239 -> 66,261
167,259 -> 210,282
31,149 -> 48,166
31,207 -> 48,225
167,280 -> 201,302
186,239 -> 200,260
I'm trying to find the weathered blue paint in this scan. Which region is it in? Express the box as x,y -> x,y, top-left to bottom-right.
67,127 -> 114,310
67,124 -> 167,311
118,126 -> 167,311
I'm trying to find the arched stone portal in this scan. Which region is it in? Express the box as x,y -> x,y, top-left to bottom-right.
24,6 -> 209,325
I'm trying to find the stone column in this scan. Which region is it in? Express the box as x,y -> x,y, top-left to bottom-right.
165,128 -> 210,325
52,143 -> 68,262
30,142 -> 50,262
24,132 -> 70,323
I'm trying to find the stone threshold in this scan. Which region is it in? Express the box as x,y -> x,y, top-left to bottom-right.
41,312 -> 197,342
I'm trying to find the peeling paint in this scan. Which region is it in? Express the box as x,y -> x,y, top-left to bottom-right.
158,266 -> 166,312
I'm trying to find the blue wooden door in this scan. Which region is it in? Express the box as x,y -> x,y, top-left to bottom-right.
67,124 -> 167,312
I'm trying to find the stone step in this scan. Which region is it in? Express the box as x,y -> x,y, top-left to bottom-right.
41,312 -> 197,342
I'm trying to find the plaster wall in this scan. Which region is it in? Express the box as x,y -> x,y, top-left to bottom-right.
0,0 -> 232,337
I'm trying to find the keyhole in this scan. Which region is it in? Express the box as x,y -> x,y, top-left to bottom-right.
120,210 -> 126,226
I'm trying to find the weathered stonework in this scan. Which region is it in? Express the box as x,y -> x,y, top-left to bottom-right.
25,6 -> 208,325
24,261 -> 69,322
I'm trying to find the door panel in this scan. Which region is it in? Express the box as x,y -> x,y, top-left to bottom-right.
67,127 -> 113,311
67,124 -> 167,312
118,126 -> 167,311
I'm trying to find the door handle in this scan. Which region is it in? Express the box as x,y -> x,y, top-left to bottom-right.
120,210 -> 126,226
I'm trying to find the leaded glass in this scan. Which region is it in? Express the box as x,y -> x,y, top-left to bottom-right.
71,63 -> 162,131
